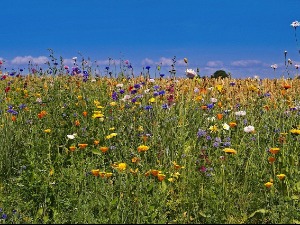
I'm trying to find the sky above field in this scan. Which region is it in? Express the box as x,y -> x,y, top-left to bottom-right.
1,0 -> 300,79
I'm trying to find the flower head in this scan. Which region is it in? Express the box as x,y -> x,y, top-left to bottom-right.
276,174 -> 286,180
137,145 -> 149,153
291,20 -> 300,28
223,148 -> 237,154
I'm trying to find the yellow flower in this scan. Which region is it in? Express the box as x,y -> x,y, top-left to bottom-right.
269,148 -> 280,154
109,127 -> 115,131
105,133 -> 117,139
131,157 -> 140,163
276,174 -> 286,180
130,168 -> 139,175
117,163 -> 127,171
44,129 -> 51,133
215,84 -> 223,92
77,95 -> 83,100
92,113 -> 104,119
209,125 -> 218,133
290,129 -> 300,135
149,97 -> 156,103
264,182 -> 273,188
137,145 -> 149,153
138,126 -> 144,132
157,173 -> 166,181
173,161 -> 185,169
110,101 -> 117,106
91,169 -> 100,177
223,148 -> 237,154
69,146 -> 76,152
105,172 -> 113,178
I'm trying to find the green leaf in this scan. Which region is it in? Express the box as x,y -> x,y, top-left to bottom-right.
92,149 -> 102,155
161,180 -> 167,192
248,209 -> 268,219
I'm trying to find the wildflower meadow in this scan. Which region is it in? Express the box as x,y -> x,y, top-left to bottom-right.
0,21 -> 300,224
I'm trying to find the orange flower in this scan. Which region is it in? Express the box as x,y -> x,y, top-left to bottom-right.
157,173 -> 166,181
201,105 -> 208,110
269,148 -> 280,154
93,140 -> 100,145
11,116 -> 17,121
69,146 -> 76,152
100,146 -> 109,153
276,174 -> 286,180
131,157 -> 140,163
268,156 -> 276,163
38,110 -> 47,119
91,169 -> 100,177
74,120 -> 80,126
229,122 -> 237,128
264,182 -> 273,188
78,143 -> 88,149
217,113 -> 223,120
151,169 -> 160,177
283,84 -> 291,89
82,111 -> 88,117
105,172 -> 113,178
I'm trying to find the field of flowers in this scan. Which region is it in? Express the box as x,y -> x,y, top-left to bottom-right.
0,66 -> 300,224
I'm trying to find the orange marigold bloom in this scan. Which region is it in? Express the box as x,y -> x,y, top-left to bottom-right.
100,146 -> 109,153
137,145 -> 149,153
268,156 -> 276,163
277,174 -> 286,180
217,113 -> 223,120
264,182 -> 273,188
201,105 -> 208,110
11,116 -> 17,121
229,122 -> 237,128
131,157 -> 140,163
69,146 -> 76,152
269,148 -> 280,154
82,111 -> 88,117
93,140 -> 100,145
91,169 -> 100,177
78,143 -> 88,149
283,84 -> 291,89
157,173 -> 166,181
74,120 -> 80,126
151,169 -> 160,177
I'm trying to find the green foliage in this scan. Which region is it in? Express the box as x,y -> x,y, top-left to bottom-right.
211,70 -> 229,79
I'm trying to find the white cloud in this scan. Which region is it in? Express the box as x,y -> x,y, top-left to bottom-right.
11,56 -> 49,65
206,60 -> 224,67
230,60 -> 262,67
159,57 -> 173,66
141,58 -> 154,66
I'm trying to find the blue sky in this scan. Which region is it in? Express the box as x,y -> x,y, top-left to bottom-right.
0,0 -> 300,78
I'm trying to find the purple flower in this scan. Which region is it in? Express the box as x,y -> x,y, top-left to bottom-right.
197,129 -> 207,137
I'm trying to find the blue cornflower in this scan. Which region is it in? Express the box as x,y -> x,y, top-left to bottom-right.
145,66 -> 151,70
159,90 -> 165,95
207,103 -> 214,109
119,89 -> 125,94
162,104 -> 169,109
160,74 -> 165,77
144,105 -> 152,110
131,89 -> 137,95
134,84 -> 141,89
112,91 -> 118,100
153,91 -> 159,97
